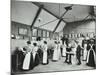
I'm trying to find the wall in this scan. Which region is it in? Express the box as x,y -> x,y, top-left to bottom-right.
11,1 -> 38,25
11,21 -> 31,38
63,20 -> 96,35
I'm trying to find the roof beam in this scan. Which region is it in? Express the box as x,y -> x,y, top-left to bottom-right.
32,2 -> 67,24
53,6 -> 72,32
30,4 -> 43,29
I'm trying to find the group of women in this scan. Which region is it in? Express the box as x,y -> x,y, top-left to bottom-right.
13,36 -> 96,71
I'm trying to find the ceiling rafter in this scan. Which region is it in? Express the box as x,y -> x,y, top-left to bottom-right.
53,5 -> 73,33
32,2 -> 67,24
30,4 -> 43,29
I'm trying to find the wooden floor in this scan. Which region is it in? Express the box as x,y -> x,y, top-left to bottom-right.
13,56 -> 95,74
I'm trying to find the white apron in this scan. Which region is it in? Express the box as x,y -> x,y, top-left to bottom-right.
22,52 -> 31,70
43,45 -> 48,64
58,44 -> 61,59
53,45 -> 58,60
83,44 -> 87,60
71,48 -> 77,65
62,43 -> 66,57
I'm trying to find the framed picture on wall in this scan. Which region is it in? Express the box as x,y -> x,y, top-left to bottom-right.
18,28 -> 28,36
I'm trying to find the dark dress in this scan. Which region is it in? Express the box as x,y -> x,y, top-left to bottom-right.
65,47 -> 72,64
76,45 -> 82,65
31,53 -> 40,68
87,39 -> 96,67
11,47 -> 24,72
22,46 -> 34,71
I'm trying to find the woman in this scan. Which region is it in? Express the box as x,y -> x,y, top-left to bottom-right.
52,41 -> 59,61
32,42 -> 40,67
82,37 -> 88,61
65,43 -> 72,64
22,41 -> 33,70
76,41 -> 82,65
36,37 -> 43,64
57,41 -> 61,60
62,41 -> 67,57
87,38 -> 96,67
42,41 -> 49,65
71,40 -> 77,65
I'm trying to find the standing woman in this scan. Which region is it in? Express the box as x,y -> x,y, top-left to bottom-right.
76,41 -> 82,65
82,37 -> 88,61
52,41 -> 58,61
57,41 -> 61,60
87,38 -> 96,67
62,41 -> 67,57
36,37 -> 43,63
71,40 -> 77,65
32,42 -> 40,68
42,41 -> 49,65
22,41 -> 33,70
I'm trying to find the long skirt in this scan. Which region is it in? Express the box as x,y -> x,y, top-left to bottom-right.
32,53 -> 40,67
71,48 -> 77,65
32,52 -> 36,62
58,49 -> 61,59
43,51 -> 48,64
53,49 -> 58,61
22,52 -> 32,70
62,47 -> 66,57
71,55 -> 77,65
37,49 -> 43,63
87,50 -> 96,67
83,49 -> 87,61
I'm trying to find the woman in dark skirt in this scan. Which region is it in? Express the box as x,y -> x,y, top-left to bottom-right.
22,41 -> 33,71
32,43 -> 40,68
86,38 -> 96,67
42,41 -> 49,65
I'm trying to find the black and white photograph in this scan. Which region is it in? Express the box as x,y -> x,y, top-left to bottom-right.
11,0 -> 96,75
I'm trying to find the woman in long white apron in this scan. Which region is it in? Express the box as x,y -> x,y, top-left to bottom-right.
22,41 -> 32,70
82,39 -> 88,61
52,41 -> 58,61
62,42 -> 67,57
71,41 -> 77,65
57,41 -> 61,59
32,42 -> 40,67
42,41 -> 48,65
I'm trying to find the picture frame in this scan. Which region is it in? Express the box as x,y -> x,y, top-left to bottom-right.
18,27 -> 28,36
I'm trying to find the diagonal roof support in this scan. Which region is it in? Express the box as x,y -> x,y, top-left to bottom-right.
53,6 -> 72,32
32,2 -> 67,23
30,4 -> 43,29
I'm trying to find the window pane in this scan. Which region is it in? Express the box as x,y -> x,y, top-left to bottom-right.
43,30 -> 46,37
47,32 -> 49,37
32,29 -> 37,36
38,29 -> 41,37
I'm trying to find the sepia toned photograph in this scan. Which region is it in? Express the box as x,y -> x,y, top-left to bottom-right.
11,0 -> 96,75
